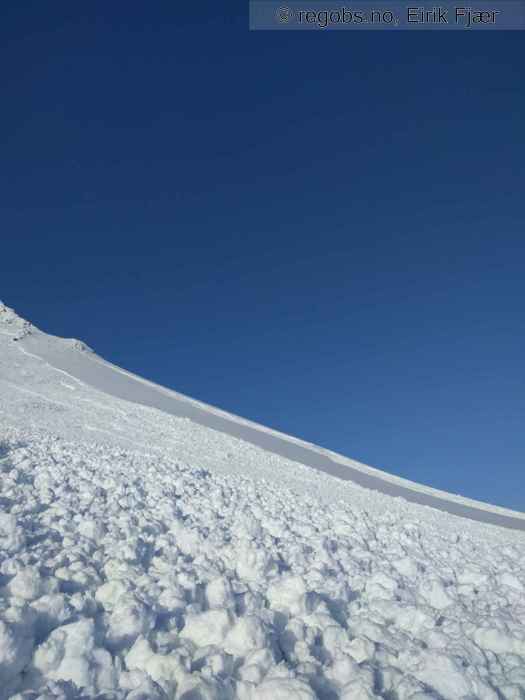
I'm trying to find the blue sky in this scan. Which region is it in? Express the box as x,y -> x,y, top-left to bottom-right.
2,2 -> 524,510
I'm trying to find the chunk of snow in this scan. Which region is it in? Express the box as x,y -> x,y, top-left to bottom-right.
182,609 -> 234,648
30,619 -> 117,693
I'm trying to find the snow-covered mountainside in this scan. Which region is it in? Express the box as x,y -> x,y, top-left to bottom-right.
1,301 -> 524,700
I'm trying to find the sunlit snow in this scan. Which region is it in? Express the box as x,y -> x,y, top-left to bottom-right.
1,301 -> 524,699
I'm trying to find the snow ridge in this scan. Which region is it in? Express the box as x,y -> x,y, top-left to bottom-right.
0,301 -> 33,339
0,303 -> 93,352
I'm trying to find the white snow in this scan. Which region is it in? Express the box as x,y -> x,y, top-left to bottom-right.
0,301 -> 524,699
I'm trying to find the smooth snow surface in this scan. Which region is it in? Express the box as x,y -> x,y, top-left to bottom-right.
1,302 -> 524,699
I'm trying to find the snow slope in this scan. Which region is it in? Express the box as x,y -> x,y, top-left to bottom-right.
3,303 -> 524,531
1,301 -> 524,700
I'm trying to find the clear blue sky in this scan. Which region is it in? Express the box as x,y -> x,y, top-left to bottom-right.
2,2 -> 523,510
